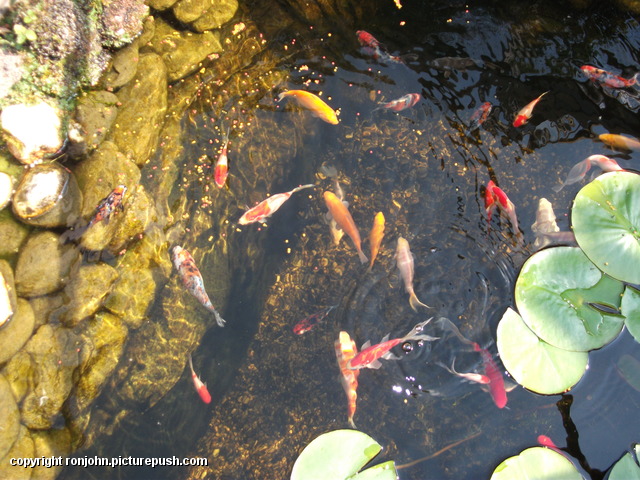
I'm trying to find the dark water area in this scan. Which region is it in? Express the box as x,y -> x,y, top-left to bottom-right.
58,0 -> 640,479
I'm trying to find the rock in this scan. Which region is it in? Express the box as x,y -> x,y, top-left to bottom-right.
147,18 -> 223,82
0,102 -> 63,164
0,52 -> 24,100
11,163 -> 83,228
147,0 -> 179,10
0,172 -> 12,211
0,426 -> 34,480
173,0 -> 214,23
30,428 -> 71,480
0,260 -> 16,329
0,298 -> 34,364
192,0 -> 239,32
14,231 -> 80,297
100,0 -> 149,48
103,42 -> 140,90
0,209 -> 31,260
68,91 -> 119,158
55,263 -> 119,327
109,53 -> 167,166
2,350 -> 32,404
0,373 -> 20,459
29,294 -> 65,330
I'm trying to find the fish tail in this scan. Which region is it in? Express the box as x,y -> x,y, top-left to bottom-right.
213,310 -> 226,327
188,354 -> 194,373
552,184 -> 564,193
409,292 -> 430,311
358,249 -> 368,264
276,92 -> 288,102
412,333 -> 439,342
293,184 -> 316,193
348,417 -> 356,429
436,317 -> 474,345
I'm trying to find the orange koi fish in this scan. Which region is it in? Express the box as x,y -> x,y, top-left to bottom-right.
469,102 -> 492,130
172,246 -> 226,327
239,184 -> 315,225
323,191 -> 368,264
436,358 -> 490,384
378,93 -> 420,112
599,133 -> 640,152
513,91 -> 548,127
188,354 -> 212,404
335,331 -> 359,428
484,180 -> 518,232
553,154 -> 623,192
277,90 -> 339,125
396,237 -> 430,311
293,305 -> 337,335
62,185 -> 127,242
581,65 -> 639,88
367,212 -> 385,272
347,318 -> 437,370
214,128 -> 231,188
437,318 -> 507,408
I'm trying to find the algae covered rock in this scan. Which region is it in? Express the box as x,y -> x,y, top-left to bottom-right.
0,298 -> 35,364
14,231 -> 80,297
192,0 -> 239,32
0,259 -> 17,329
0,426 -> 34,480
30,428 -> 71,480
0,373 -> 20,460
29,293 -> 65,330
70,91 -> 119,157
0,209 -> 31,259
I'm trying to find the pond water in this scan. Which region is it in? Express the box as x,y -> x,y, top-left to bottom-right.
58,1 -> 640,479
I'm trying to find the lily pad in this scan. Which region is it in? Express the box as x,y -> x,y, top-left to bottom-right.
608,452 -> 640,480
621,286 -> 640,344
572,171 -> 640,284
290,430 -> 397,480
514,247 -> 624,351
490,447 -> 582,480
497,308 -> 588,395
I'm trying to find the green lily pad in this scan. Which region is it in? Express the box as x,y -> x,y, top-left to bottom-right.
491,447 -> 582,480
497,308 -> 588,394
609,452 -> 640,480
514,247 -> 624,351
621,286 -> 640,344
572,171 -> 640,284
290,430 -> 397,480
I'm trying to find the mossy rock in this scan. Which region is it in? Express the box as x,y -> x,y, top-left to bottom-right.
2,350 -> 34,404
192,0 -> 239,32
0,209 -> 32,260
30,428 -> 71,480
0,426 -> 34,480
0,298 -> 35,364
0,373 -> 20,460
0,259 -> 18,323
28,293 -> 65,330
71,90 -> 119,156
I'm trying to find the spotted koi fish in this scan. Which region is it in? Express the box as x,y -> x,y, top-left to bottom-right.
356,30 -> 403,64
377,93 -> 420,112
292,305 -> 337,335
581,65 -> 639,89
88,185 -> 127,228
239,184 -> 315,225
172,246 -> 226,327
335,331 -> 359,428
469,102 -> 492,130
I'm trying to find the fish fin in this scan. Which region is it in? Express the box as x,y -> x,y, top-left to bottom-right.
358,249 -> 368,264
348,418 -> 357,429
188,354 -> 194,372
413,334 -> 439,342
380,334 -> 390,343
276,92 -> 287,102
366,359 -> 383,369
552,184 -> 564,193
409,292 -> 430,311
360,340 -> 371,350
382,351 -> 402,361
213,310 -> 226,327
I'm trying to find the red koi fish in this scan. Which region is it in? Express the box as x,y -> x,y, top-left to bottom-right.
172,246 -> 226,327
581,65 -> 639,89
513,91 -> 548,127
88,185 -> 127,227
356,30 -> 381,49
436,358 -> 490,384
553,154 -> 623,192
188,354 -> 212,404
377,93 -> 420,112
356,30 -> 403,64
484,180 -> 519,232
537,435 -> 560,450
347,318 -> 437,370
396,237 -> 430,311
469,102 -> 492,130
239,184 -> 315,225
335,331 -> 359,428
437,317 -> 507,408
214,128 -> 231,189
292,305 -> 337,335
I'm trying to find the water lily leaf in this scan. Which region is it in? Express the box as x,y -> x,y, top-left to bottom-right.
497,308 -> 588,394
490,447 -> 582,480
291,430 -> 397,480
514,247 -> 624,351
621,286 -> 640,343
572,171 -> 640,284
608,452 -> 640,480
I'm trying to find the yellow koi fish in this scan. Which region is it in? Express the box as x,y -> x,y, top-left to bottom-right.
335,331 -> 359,428
599,133 -> 640,152
368,212 -> 385,272
277,90 -> 339,125
323,191 -> 368,263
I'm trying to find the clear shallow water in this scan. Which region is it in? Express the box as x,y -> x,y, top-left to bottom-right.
59,1 -> 640,479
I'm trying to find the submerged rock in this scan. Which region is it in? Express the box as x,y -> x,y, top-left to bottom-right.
68,91 -> 119,158
0,209 -> 31,260
0,260 -> 16,329
0,172 -> 12,211
0,298 -> 35,365
0,425 -> 34,480
0,373 -> 20,460
191,0 -> 238,32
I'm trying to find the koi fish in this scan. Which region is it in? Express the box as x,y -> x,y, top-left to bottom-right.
214,128 -> 231,188
513,91 -> 548,127
367,212 -> 385,272
277,90 -> 339,125
89,185 -> 127,228
484,180 -> 518,232
356,30 -> 403,64
553,154 -> 623,192
323,191 -> 368,263
537,435 -> 560,449
377,93 -> 420,112
356,30 -> 381,49
188,354 -> 212,404
581,65 -> 639,88
396,237 -> 430,311
292,305 -> 337,335
436,358 -> 490,384
469,102 -> 492,130
239,184 -> 315,225
531,198 -> 559,236
437,317 -> 507,408
347,318 -> 437,370
599,133 -> 640,152
172,246 -> 226,327
335,331 -> 359,428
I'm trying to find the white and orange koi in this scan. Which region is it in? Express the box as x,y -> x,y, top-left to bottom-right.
214,127 -> 231,188
335,331 -> 359,428
172,246 -> 226,327
377,93 -> 420,112
513,91 -> 548,127
396,237 -> 429,311
367,212 -> 385,272
581,65 -> 639,89
323,191 -> 368,263
188,354 -> 212,404
277,90 -> 339,125
239,184 -> 315,225
553,154 -> 623,192
484,180 -> 519,232
436,358 -> 490,384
